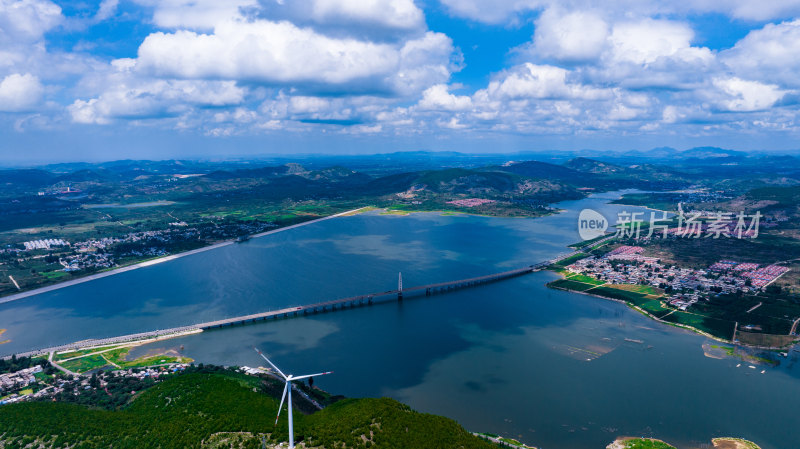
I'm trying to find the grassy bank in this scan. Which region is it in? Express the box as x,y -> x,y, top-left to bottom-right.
547,272 -> 741,342
608,437 -> 676,449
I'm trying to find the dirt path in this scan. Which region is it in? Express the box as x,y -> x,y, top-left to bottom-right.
101,353 -> 121,369
746,302 -> 762,313
58,344 -> 137,362
790,316 -> 800,335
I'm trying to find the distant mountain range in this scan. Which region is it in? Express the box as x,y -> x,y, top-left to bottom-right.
3,149 -> 800,205
4,146 -> 798,172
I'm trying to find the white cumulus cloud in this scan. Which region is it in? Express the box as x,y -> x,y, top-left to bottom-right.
134,19 -> 455,96
722,19 -> 800,88
608,19 -> 696,65
0,0 -> 62,43
531,9 -> 609,62
484,63 -> 610,101
441,0 -> 800,24
418,84 -> 472,111
672,0 -> 800,21
68,79 -> 246,124
309,0 -> 424,31
136,21 -> 397,85
133,0 -> 257,30
0,73 -> 43,111
439,0 -> 545,25
0,0 -> 64,76
712,77 -> 786,112
5,0 -> 800,144
94,0 -> 119,21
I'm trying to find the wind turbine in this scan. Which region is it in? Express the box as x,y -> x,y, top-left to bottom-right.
254,347 -> 332,449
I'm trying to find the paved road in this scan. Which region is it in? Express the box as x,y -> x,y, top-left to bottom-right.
48,351 -> 78,376
0,207 -> 370,305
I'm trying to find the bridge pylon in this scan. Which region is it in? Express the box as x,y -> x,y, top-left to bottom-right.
398,272 -> 403,300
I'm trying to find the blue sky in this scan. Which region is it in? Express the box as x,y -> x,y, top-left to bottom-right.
1,0 -> 800,163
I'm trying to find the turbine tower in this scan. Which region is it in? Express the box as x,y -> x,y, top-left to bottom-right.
254,347 -> 332,449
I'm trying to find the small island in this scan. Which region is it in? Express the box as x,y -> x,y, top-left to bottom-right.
607,437 -> 762,449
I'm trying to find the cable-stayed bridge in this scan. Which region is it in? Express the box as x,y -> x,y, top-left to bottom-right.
5,250 -> 584,359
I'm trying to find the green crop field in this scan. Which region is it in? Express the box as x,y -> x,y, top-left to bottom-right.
605,284 -> 663,296
590,286 -> 650,303
550,253 -> 591,269
55,347 -> 190,374
565,273 -> 605,285
661,311 -> 736,340
548,279 -> 599,292
59,354 -> 112,373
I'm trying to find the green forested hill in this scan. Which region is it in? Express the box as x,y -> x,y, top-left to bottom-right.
0,373 -> 495,449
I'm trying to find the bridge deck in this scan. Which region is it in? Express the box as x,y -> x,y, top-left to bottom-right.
5,246 -> 593,359
197,265 -> 537,329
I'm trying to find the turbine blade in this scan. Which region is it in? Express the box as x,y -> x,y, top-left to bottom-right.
253,347 -> 287,379
275,382 -> 288,426
290,371 -> 333,381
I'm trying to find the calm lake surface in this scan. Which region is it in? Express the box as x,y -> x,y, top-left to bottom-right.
1,191 -> 798,449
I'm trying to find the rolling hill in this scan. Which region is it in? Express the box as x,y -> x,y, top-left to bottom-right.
0,372 -> 495,449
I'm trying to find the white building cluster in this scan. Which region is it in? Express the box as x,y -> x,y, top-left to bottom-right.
0,365 -> 42,393
565,246 -> 790,310
60,252 -> 115,271
23,239 -> 68,250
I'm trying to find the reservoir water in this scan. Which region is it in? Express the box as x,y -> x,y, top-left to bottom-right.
1,191 -> 798,449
